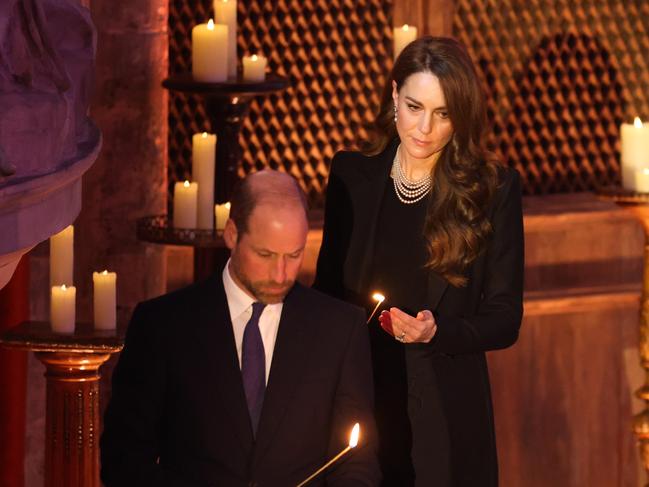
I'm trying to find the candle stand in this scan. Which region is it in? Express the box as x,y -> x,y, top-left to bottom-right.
597,186 -> 649,485
138,75 -> 289,282
0,322 -> 124,487
162,74 -> 289,202
136,214 -> 226,281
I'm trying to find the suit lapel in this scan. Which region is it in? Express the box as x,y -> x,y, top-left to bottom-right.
343,140 -> 396,296
252,284 -> 313,464
199,275 -> 254,455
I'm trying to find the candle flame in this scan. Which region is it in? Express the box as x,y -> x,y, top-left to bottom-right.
251,54 -> 258,61
183,180 -> 190,188
102,270 -> 108,275
349,423 -> 360,448
202,132 -> 208,138
643,168 -> 649,175
207,19 -> 215,30
635,117 -> 644,128
61,284 -> 67,291
367,292 -> 386,323
225,202 -> 231,209
402,24 -> 410,31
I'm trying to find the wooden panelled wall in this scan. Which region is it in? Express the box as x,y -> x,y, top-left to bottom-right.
442,0 -> 642,485
295,195 -> 644,487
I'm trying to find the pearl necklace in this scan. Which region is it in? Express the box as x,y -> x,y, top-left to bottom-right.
390,146 -> 432,204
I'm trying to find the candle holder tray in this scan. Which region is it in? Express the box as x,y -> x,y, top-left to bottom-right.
136,215 -> 226,248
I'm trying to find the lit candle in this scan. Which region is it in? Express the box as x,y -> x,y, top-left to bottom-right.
51,285 -> 76,334
173,180 -> 198,229
242,54 -> 267,82
367,292 -> 386,324
192,19 -> 228,82
213,0 -> 237,79
621,117 -> 649,191
193,132 -> 217,229
296,423 -> 360,487
93,270 -> 117,330
214,202 -> 231,231
50,225 -> 74,287
393,24 -> 417,60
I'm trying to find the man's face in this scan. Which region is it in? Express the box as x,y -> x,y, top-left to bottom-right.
225,202 -> 308,304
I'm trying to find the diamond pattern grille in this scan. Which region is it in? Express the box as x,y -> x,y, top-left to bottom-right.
454,0 -> 649,194
168,0 -> 393,206
170,1 -> 648,200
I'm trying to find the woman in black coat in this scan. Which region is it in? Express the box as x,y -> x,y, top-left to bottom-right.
313,37 -> 524,486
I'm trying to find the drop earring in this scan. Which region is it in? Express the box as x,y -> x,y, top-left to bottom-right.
393,103 -> 398,123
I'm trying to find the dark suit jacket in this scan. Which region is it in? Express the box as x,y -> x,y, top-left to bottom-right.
313,141 -> 524,486
100,274 -> 381,487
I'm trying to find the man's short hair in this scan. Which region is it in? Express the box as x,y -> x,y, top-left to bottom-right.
229,170 -> 308,235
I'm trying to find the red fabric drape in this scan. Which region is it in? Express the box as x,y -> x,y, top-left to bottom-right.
0,256 -> 29,487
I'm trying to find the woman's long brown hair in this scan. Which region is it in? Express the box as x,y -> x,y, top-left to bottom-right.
365,36 -> 500,287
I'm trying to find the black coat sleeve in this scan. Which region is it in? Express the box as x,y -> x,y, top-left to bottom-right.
100,303 -> 200,487
313,153 -> 354,299
431,168 -> 525,355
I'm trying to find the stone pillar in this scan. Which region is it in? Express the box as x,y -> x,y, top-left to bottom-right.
75,0 -> 169,325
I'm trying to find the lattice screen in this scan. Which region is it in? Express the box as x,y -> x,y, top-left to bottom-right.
170,1 -> 649,201
454,0 -> 649,194
168,0 -> 393,206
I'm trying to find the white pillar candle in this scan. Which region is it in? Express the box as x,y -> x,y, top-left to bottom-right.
192,132 -> 217,229
192,19 -> 228,82
173,181 -> 198,229
242,54 -> 267,82
213,0 -> 237,79
393,24 -> 417,60
50,225 -> 74,287
93,270 -> 117,330
215,202 -> 231,231
51,285 -> 75,334
635,168 -> 649,192
621,117 -> 649,191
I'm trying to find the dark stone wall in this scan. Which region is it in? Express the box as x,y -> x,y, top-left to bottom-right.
76,0 -> 169,325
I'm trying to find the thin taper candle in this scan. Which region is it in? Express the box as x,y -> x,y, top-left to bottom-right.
296,447 -> 351,487
367,293 -> 385,324
296,423 -> 360,487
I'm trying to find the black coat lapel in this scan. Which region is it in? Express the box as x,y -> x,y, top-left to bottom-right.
343,140 -> 397,295
198,275 -> 254,455
252,284 -> 313,465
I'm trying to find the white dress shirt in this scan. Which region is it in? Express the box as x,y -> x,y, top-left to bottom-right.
222,259 -> 283,384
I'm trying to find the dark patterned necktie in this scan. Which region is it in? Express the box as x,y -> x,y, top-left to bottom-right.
241,302 -> 266,436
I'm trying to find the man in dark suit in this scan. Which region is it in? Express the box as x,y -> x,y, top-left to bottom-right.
100,170 -> 380,487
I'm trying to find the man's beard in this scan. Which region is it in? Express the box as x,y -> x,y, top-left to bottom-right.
230,259 -> 294,304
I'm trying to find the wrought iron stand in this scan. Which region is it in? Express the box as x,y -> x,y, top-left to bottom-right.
138,75 -> 289,282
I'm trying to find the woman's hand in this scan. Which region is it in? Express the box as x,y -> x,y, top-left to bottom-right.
389,307 -> 437,344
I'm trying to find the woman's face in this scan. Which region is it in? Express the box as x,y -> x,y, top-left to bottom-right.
392,71 -> 454,165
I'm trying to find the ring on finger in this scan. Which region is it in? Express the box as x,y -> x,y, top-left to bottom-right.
396,331 -> 406,343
